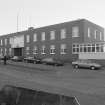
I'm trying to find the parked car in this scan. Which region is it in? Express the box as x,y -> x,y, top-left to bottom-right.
42,58 -> 64,66
11,56 -> 23,62
72,59 -> 102,70
24,57 -> 42,64
24,57 -> 35,63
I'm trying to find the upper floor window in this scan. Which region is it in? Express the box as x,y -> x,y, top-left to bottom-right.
0,39 -> 2,45
72,26 -> 79,37
41,32 -> 45,41
26,35 -> 30,43
41,45 -> 46,54
94,30 -> 97,39
9,38 -> 13,44
88,28 -> 90,37
60,44 -> 67,54
33,46 -> 38,54
100,32 -> 102,40
5,39 -> 7,45
33,33 -> 37,42
50,31 -> 55,40
50,45 -> 55,54
61,29 -> 66,39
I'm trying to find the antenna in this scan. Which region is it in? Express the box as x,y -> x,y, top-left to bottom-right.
17,9 -> 21,32
17,12 -> 19,32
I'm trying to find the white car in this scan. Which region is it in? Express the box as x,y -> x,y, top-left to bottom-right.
72,59 -> 102,70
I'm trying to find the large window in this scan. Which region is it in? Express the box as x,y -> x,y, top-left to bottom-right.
50,31 -> 55,40
50,45 -> 55,54
72,43 -> 105,54
61,29 -> 66,39
60,44 -> 67,54
41,32 -> 45,41
72,26 -> 79,37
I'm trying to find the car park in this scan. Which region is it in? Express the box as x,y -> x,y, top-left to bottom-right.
72,59 -> 102,70
42,58 -> 64,66
11,56 -> 23,62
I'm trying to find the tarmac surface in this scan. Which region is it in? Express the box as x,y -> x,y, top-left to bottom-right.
0,60 -> 105,105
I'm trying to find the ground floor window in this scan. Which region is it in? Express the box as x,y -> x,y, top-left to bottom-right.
26,47 -> 30,55
0,48 -> 3,55
60,44 -> 67,54
41,45 -> 46,54
33,46 -> 38,54
50,45 -> 55,54
9,48 -> 12,55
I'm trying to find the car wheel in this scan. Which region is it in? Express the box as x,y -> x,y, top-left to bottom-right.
74,65 -> 79,69
90,66 -> 95,70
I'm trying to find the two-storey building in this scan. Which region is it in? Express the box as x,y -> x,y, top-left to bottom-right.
0,19 -> 104,62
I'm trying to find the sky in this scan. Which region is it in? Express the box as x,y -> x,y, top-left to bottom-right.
0,0 -> 105,35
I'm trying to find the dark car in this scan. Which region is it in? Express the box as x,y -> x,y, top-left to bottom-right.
11,56 -> 23,62
24,57 -> 42,64
42,58 -> 64,66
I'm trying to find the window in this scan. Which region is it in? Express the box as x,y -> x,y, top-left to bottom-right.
50,31 -> 55,40
26,47 -> 30,55
60,44 -> 67,54
100,32 -> 102,40
1,39 -> 2,45
61,29 -> 66,39
9,48 -> 12,55
0,48 -> 2,55
9,37 -> 13,44
33,46 -> 38,54
72,26 -> 79,37
94,30 -> 98,39
41,45 -> 46,54
4,48 -> 7,55
5,39 -> 7,45
26,35 -> 30,43
41,32 -> 45,41
33,33 -> 37,42
50,45 -> 55,54
88,28 -> 90,37
72,44 -> 79,54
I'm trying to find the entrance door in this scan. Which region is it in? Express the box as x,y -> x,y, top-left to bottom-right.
14,48 -> 22,56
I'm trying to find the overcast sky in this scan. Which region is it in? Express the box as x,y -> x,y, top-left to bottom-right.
0,0 -> 105,35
